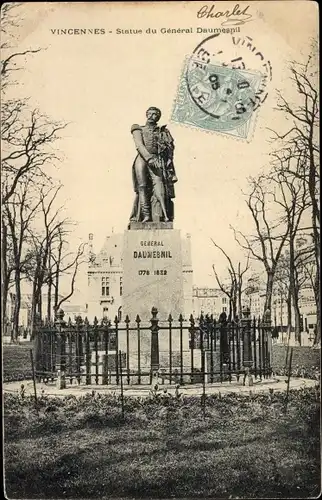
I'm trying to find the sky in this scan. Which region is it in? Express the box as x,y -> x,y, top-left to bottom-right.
4,1 -> 318,303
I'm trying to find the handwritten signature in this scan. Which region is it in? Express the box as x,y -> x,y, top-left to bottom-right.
197,4 -> 253,26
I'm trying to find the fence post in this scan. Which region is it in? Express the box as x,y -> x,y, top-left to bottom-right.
219,312 -> 228,382
55,309 -> 66,389
33,313 -> 42,382
189,314 -> 195,384
150,307 -> 159,385
119,350 -> 125,419
241,307 -> 253,385
85,317 -> 91,385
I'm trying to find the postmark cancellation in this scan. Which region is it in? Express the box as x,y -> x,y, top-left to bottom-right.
172,58 -> 263,140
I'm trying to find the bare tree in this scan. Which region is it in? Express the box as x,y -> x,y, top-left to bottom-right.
232,175 -> 290,321
26,184 -> 69,333
3,179 -> 43,341
52,238 -> 87,316
268,45 -> 320,341
44,226 -> 87,320
268,152 -> 311,340
25,185 -> 87,329
1,3 -> 41,93
1,106 -> 66,204
1,213 -> 15,335
211,238 -> 250,321
1,3 -> 67,336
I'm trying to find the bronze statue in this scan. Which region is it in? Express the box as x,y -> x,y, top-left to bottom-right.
129,107 -> 177,223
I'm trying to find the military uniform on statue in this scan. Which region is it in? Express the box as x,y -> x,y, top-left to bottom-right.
129,107 -> 178,224
124,107 -> 184,322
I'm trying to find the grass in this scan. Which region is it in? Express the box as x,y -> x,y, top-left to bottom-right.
3,343 -> 33,382
3,342 -> 320,383
272,344 -> 320,375
4,388 -> 321,499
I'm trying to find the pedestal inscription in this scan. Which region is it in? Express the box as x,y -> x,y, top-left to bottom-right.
122,228 -> 184,321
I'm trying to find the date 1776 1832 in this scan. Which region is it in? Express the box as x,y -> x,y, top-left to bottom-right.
138,270 -> 168,276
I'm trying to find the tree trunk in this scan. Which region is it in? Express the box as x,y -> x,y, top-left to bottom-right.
30,278 -> 38,339
280,294 -> 284,330
2,276 -> 9,336
54,260 -> 60,311
309,139 -> 320,344
238,284 -> 242,319
313,272 -> 320,344
47,243 -> 52,321
287,287 -> 292,330
1,221 -> 9,335
293,297 -> 301,345
264,271 -> 274,320
228,298 -> 232,322
37,288 -> 42,319
288,236 -> 301,342
12,269 -> 21,343
47,279 -> 52,321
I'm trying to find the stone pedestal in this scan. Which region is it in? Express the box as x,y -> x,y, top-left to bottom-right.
122,225 -> 184,322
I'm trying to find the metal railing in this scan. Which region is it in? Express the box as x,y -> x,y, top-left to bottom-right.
33,307 -> 272,386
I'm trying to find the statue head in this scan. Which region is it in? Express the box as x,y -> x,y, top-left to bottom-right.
146,106 -> 161,124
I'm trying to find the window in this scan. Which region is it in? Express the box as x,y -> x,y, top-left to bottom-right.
222,307 -> 227,313
103,306 -> 108,316
222,297 -> 227,304
101,276 -> 110,296
120,276 -> 123,296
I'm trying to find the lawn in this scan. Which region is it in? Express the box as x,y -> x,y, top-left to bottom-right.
272,344 -> 320,375
3,343 -> 33,382
4,388 -> 320,499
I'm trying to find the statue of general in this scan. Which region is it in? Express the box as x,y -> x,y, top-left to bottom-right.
129,107 -> 178,223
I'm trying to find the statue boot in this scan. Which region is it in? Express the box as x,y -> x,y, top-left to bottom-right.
129,194 -> 139,222
138,187 -> 150,222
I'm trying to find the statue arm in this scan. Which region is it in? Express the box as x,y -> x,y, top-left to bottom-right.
161,126 -> 177,180
161,126 -> 175,151
131,124 -> 154,162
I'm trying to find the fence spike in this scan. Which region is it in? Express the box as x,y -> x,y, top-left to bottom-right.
84,317 -> 89,326
114,315 -> 119,325
178,313 -> 183,322
93,316 -> 98,326
168,313 -> 173,323
125,314 -> 130,324
135,314 -> 141,324
151,306 -> 158,318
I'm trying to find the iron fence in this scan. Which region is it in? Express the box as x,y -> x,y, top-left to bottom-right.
33,307 -> 272,386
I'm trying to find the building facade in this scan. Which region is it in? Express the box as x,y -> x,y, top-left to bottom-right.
192,287 -> 228,318
247,283 -> 317,334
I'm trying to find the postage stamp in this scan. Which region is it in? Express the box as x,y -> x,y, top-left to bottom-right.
172,59 -> 263,139
172,33 -> 272,140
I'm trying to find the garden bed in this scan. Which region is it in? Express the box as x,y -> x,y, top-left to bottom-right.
4,387 -> 320,499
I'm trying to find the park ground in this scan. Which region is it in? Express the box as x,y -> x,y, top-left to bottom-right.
3,342 -> 321,499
